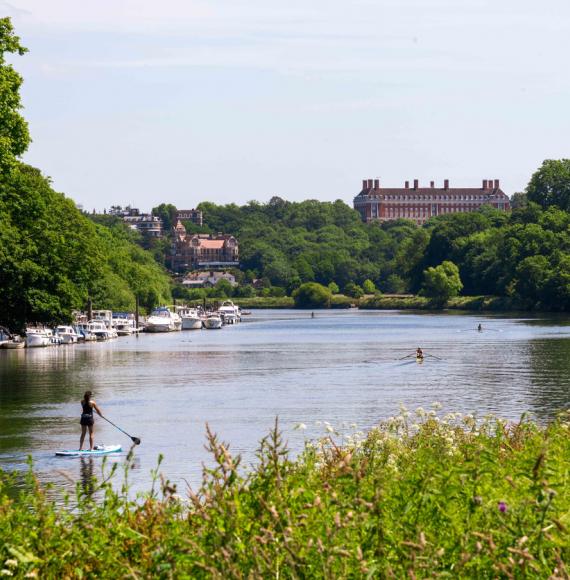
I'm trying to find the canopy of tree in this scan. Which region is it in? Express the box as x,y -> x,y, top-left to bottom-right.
190,192 -> 570,310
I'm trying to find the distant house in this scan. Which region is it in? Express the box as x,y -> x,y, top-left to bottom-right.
175,209 -> 203,227
171,221 -> 239,272
354,178 -> 510,225
107,205 -> 163,237
182,271 -> 237,288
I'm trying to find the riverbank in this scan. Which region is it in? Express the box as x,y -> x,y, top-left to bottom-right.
1,410 -> 568,577
359,294 -> 527,311
231,294 -> 531,312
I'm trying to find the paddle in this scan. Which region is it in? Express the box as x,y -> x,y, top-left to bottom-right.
425,353 -> 443,361
101,415 -> 141,445
398,353 -> 416,360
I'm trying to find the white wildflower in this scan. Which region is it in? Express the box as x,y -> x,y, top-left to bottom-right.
431,402 -> 442,410
325,425 -> 335,433
294,422 -> 307,431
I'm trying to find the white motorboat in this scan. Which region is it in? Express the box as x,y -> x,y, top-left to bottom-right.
145,307 -> 182,333
75,324 -> 97,341
1,338 -> 25,349
177,307 -> 203,330
25,327 -> 52,348
204,313 -> 223,329
55,325 -> 80,344
87,320 -> 116,340
218,300 -> 241,325
112,314 -> 137,336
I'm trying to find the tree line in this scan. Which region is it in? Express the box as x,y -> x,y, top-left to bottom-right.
165,160 -> 569,310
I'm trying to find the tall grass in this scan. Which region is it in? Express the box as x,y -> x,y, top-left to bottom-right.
1,408 -> 568,578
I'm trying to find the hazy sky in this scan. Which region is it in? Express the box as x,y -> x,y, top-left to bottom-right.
4,0 -> 570,211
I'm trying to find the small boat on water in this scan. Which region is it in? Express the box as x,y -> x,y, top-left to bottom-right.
25,327 -> 52,348
218,300 -> 241,325
2,338 -> 25,349
204,313 -> 223,329
55,325 -> 80,344
0,326 -> 12,347
145,307 -> 182,333
177,307 -> 203,330
416,356 -> 424,364
112,313 -> 138,336
87,320 -> 117,340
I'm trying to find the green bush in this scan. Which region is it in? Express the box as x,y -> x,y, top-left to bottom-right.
292,282 -> 332,308
0,410 -> 568,577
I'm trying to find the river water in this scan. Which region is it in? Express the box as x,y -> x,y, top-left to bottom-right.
1,309 -> 569,495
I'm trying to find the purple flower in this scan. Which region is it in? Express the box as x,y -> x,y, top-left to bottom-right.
498,501 -> 507,513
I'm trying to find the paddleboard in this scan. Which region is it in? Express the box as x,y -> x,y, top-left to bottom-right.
55,445 -> 122,457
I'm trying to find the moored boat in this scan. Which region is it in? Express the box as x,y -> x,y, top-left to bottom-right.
55,325 -> 80,344
218,300 -> 241,325
25,327 -> 52,348
204,313 -> 223,329
177,307 -> 203,330
2,338 -> 25,349
145,307 -> 182,332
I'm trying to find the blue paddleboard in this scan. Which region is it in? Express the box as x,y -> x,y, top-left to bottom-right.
55,445 -> 122,457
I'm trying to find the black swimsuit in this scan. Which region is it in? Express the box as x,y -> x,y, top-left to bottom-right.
80,401 -> 94,426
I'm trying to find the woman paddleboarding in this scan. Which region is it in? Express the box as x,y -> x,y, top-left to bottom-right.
79,391 -> 103,451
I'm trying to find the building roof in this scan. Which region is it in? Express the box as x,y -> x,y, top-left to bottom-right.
354,179 -> 509,200
198,239 -> 226,249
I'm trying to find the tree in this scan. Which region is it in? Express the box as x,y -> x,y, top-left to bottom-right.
292,283 -> 332,308
0,18 -> 30,173
328,281 -> 339,294
344,282 -> 364,299
421,261 -> 463,303
526,159 -> 570,211
362,279 -> 376,294
152,203 -> 178,232
510,192 -> 528,209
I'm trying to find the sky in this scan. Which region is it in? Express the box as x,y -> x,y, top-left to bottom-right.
3,0 -> 570,211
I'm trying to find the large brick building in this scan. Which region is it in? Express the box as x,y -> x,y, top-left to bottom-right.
353,178 -> 510,225
170,221 -> 238,272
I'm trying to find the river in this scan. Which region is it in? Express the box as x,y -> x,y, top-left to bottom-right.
1,309 -> 569,495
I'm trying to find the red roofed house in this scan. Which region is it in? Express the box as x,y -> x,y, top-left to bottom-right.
353,178 -> 510,225
170,221 -> 238,272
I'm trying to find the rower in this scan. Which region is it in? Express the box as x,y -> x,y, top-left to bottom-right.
478,323 -> 482,332
416,347 -> 424,359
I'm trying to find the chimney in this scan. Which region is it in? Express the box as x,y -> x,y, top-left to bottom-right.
362,179 -> 367,190
494,179 -> 500,189
488,178 -> 492,189
367,179 -> 373,189
444,179 -> 449,189
482,179 -> 487,189
405,180 -> 409,189
413,179 -> 419,189
430,181 -> 435,188
373,178 -> 380,189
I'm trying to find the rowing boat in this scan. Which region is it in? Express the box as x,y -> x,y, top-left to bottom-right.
416,356 -> 424,364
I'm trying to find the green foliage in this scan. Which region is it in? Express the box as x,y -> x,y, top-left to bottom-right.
527,159 -> 570,211
292,282 -> 332,308
344,281 -> 364,298
0,18 -> 30,173
151,202 -> 177,232
0,411 -> 568,577
421,260 -> 463,302
362,278 -> 376,294
0,164 -> 172,329
327,281 -> 340,294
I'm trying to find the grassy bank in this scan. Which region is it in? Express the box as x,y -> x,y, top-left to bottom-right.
231,295 -> 355,310
1,410 -> 569,578
359,294 -> 531,311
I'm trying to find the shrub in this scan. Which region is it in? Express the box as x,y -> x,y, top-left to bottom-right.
292,282 -> 332,308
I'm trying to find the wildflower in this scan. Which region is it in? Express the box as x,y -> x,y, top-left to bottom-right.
498,501 -> 507,513
431,402 -> 442,410
1,571 -> 14,577
3,562 -> 16,569
325,425 -> 335,433
472,495 -> 483,506
294,422 -> 307,431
